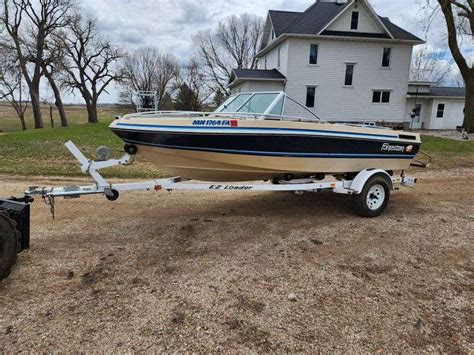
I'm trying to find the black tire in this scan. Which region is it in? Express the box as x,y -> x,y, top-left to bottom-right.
0,213 -> 20,280
353,175 -> 391,218
106,189 -> 120,202
124,144 -> 138,155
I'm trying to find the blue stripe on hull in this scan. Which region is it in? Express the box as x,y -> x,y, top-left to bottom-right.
124,139 -> 416,159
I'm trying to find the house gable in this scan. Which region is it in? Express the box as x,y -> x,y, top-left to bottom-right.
324,1 -> 388,35
258,0 -> 423,56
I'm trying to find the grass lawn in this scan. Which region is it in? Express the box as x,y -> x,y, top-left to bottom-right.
420,135 -> 474,169
0,104 -> 161,178
1,103 -> 473,178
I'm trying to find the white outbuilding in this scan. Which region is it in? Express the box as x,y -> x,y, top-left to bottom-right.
406,82 -> 466,130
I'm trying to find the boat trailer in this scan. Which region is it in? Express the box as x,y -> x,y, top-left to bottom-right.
1,141 -> 418,280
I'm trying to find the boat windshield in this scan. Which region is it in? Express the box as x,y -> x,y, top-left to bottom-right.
216,92 -> 283,115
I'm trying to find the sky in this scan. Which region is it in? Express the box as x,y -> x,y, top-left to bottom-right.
52,0 -> 470,103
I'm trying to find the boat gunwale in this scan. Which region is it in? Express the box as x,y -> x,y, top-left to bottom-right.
110,124 -> 421,144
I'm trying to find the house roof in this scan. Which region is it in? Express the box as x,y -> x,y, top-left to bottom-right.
378,17 -> 422,42
229,69 -> 286,88
408,87 -> 466,98
268,10 -> 302,37
284,1 -> 351,36
266,1 -> 422,43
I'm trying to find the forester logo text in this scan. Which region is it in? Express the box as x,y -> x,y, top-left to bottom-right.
381,143 -> 405,152
192,120 -> 238,127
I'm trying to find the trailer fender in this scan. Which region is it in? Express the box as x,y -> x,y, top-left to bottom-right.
350,169 -> 393,195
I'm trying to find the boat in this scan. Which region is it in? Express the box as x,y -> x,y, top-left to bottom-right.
109,92 -> 421,182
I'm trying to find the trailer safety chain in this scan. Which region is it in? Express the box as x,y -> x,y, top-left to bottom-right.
42,195 -> 55,220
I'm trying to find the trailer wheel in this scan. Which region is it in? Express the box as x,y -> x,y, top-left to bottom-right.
353,175 -> 391,218
106,189 -> 120,202
0,213 -> 20,280
124,144 -> 138,155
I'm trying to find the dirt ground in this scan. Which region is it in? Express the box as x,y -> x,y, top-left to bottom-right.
0,168 -> 472,352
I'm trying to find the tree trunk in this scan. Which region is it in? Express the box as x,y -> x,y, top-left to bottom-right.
45,72 -> 68,127
86,103 -> 98,124
19,113 -> 27,131
464,77 -> 474,133
30,89 -> 43,129
50,106 -> 54,128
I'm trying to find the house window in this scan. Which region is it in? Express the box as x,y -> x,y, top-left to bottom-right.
309,44 -> 318,65
351,12 -> 359,30
271,28 -> 276,40
382,48 -> 392,67
277,47 -> 281,68
436,103 -> 445,118
306,87 -> 316,108
344,64 -> 355,86
372,90 -> 391,103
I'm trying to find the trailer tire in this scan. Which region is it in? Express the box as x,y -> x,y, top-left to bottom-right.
0,213 -> 20,280
353,175 -> 391,218
106,189 -> 120,202
124,144 -> 138,155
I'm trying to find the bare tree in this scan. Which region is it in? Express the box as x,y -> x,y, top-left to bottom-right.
1,0 -> 73,129
120,47 -> 178,109
60,15 -> 123,123
422,0 -> 474,132
193,14 -> 263,95
0,53 -> 28,130
410,45 -> 454,85
174,59 -> 213,111
42,37 -> 68,127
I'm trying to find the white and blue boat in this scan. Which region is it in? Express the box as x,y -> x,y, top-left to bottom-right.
110,92 -> 421,182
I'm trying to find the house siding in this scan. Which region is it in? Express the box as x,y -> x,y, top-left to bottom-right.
282,38 -> 413,123
230,81 -> 250,94
441,101 -> 465,129
259,41 -> 289,76
425,99 -> 465,129
230,80 -> 284,95
248,81 -> 284,92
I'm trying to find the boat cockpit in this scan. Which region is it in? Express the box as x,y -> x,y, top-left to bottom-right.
215,91 -> 321,122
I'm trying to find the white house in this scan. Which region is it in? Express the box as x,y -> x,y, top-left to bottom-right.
228,0 -> 466,129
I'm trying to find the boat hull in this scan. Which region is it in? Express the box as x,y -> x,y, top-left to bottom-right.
136,145 -> 417,181
110,118 -> 421,182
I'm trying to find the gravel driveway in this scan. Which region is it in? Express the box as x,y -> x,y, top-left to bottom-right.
0,169 -> 472,352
